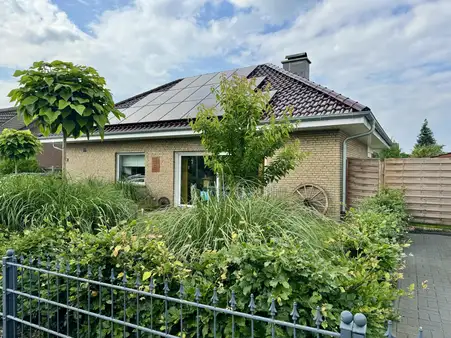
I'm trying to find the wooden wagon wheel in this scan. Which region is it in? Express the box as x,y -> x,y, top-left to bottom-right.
294,184 -> 329,214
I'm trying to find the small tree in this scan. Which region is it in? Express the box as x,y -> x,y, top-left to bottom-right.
411,144 -> 444,158
416,119 -> 436,147
191,75 -> 305,186
0,129 -> 42,174
8,61 -> 123,173
377,142 -> 409,159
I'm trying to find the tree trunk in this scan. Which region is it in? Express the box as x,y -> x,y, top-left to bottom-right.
14,161 -> 18,175
62,133 -> 67,179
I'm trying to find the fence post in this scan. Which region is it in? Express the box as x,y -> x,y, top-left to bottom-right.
3,249 -> 17,338
352,313 -> 367,338
339,311 -> 353,338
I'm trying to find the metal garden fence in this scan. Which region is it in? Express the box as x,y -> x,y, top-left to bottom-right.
1,249 -> 371,338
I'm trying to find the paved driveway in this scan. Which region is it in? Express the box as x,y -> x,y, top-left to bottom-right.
396,233 -> 451,338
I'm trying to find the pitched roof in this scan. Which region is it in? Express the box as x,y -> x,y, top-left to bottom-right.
0,107 -> 18,125
107,63 -> 370,134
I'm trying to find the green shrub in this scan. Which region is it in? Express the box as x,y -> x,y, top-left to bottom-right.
0,188 -> 410,337
148,193 -> 337,259
0,157 -> 41,174
0,175 -> 137,232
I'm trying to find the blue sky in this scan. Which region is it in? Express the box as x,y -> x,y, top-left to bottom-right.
1,0 -> 451,152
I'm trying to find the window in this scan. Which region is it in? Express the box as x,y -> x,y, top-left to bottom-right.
116,153 -> 145,184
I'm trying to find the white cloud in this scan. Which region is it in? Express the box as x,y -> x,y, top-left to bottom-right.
0,0 -> 450,150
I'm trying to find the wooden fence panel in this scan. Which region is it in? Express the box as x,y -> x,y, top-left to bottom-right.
347,158 -> 451,225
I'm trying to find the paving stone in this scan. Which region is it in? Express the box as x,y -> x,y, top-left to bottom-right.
395,234 -> 451,337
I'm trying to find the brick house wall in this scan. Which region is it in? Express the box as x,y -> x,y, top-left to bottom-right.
66,130 -> 369,219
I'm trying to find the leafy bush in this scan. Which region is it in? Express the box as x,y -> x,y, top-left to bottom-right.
411,144 -> 444,158
0,188 -> 410,337
148,193 -> 337,259
0,175 -> 137,232
0,157 -> 41,174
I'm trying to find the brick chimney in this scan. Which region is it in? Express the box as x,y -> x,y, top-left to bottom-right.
281,52 -> 311,79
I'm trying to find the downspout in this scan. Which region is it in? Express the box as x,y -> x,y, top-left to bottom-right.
341,118 -> 376,215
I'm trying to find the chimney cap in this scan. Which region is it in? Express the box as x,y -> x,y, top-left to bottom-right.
282,52 -> 311,64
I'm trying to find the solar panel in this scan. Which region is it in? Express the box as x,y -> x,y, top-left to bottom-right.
129,91 -> 164,108
124,105 -> 159,123
165,87 -> 199,103
205,69 -> 236,85
159,101 -> 199,121
186,86 -> 214,101
117,106 -> 145,124
183,98 -> 218,119
170,76 -> 200,90
234,65 -> 257,78
187,73 -> 217,88
141,103 -> 179,122
150,89 -> 182,105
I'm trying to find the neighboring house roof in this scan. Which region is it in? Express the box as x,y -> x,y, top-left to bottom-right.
0,107 -> 28,132
0,107 -> 18,125
434,152 -> 451,158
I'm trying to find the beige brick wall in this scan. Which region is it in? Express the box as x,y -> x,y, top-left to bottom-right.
66,130 -> 366,220
66,138 -> 203,201
270,130 -> 343,219
347,138 -> 368,159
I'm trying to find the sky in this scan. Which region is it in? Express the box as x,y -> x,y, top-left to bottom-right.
0,0 -> 450,152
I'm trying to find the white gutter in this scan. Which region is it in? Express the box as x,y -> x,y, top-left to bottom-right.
341,119 -> 376,214
40,117 -> 371,143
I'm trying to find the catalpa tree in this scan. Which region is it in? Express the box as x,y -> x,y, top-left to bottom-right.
8,61 -> 123,172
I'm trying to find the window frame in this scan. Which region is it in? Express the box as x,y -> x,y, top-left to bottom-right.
116,152 -> 146,186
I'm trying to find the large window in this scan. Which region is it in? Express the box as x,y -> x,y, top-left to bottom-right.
116,153 -> 145,184
175,153 -> 218,205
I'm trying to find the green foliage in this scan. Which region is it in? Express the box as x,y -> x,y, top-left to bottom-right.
0,175 -> 137,232
191,75 -> 305,186
411,144 -> 444,158
8,61 -> 123,139
148,192 -> 337,259
0,188 -> 409,336
0,128 -> 42,173
0,157 -> 40,174
377,142 -> 409,159
415,119 -> 436,147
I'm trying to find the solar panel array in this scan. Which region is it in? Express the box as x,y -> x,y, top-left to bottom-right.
110,66 -> 277,125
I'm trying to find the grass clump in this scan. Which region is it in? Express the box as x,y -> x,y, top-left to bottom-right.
148,192 -> 337,259
0,175 -> 137,232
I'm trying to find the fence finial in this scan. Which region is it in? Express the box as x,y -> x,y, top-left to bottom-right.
149,277 -> 155,293
211,287 -> 219,306
229,291 -> 237,310
290,302 -> 299,322
418,327 -> 423,338
269,299 -> 277,317
6,249 -> 14,257
314,306 -> 323,328
195,287 -> 201,302
384,320 -> 395,338
249,294 -> 256,313
179,283 -> 185,299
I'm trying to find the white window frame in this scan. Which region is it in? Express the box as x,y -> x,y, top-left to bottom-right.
116,152 -> 146,186
174,152 -> 220,206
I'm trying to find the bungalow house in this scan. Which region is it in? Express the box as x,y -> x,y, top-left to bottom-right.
0,107 -> 62,170
41,53 -> 391,219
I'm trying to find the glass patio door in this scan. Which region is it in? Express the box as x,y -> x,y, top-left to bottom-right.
175,153 -> 218,205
